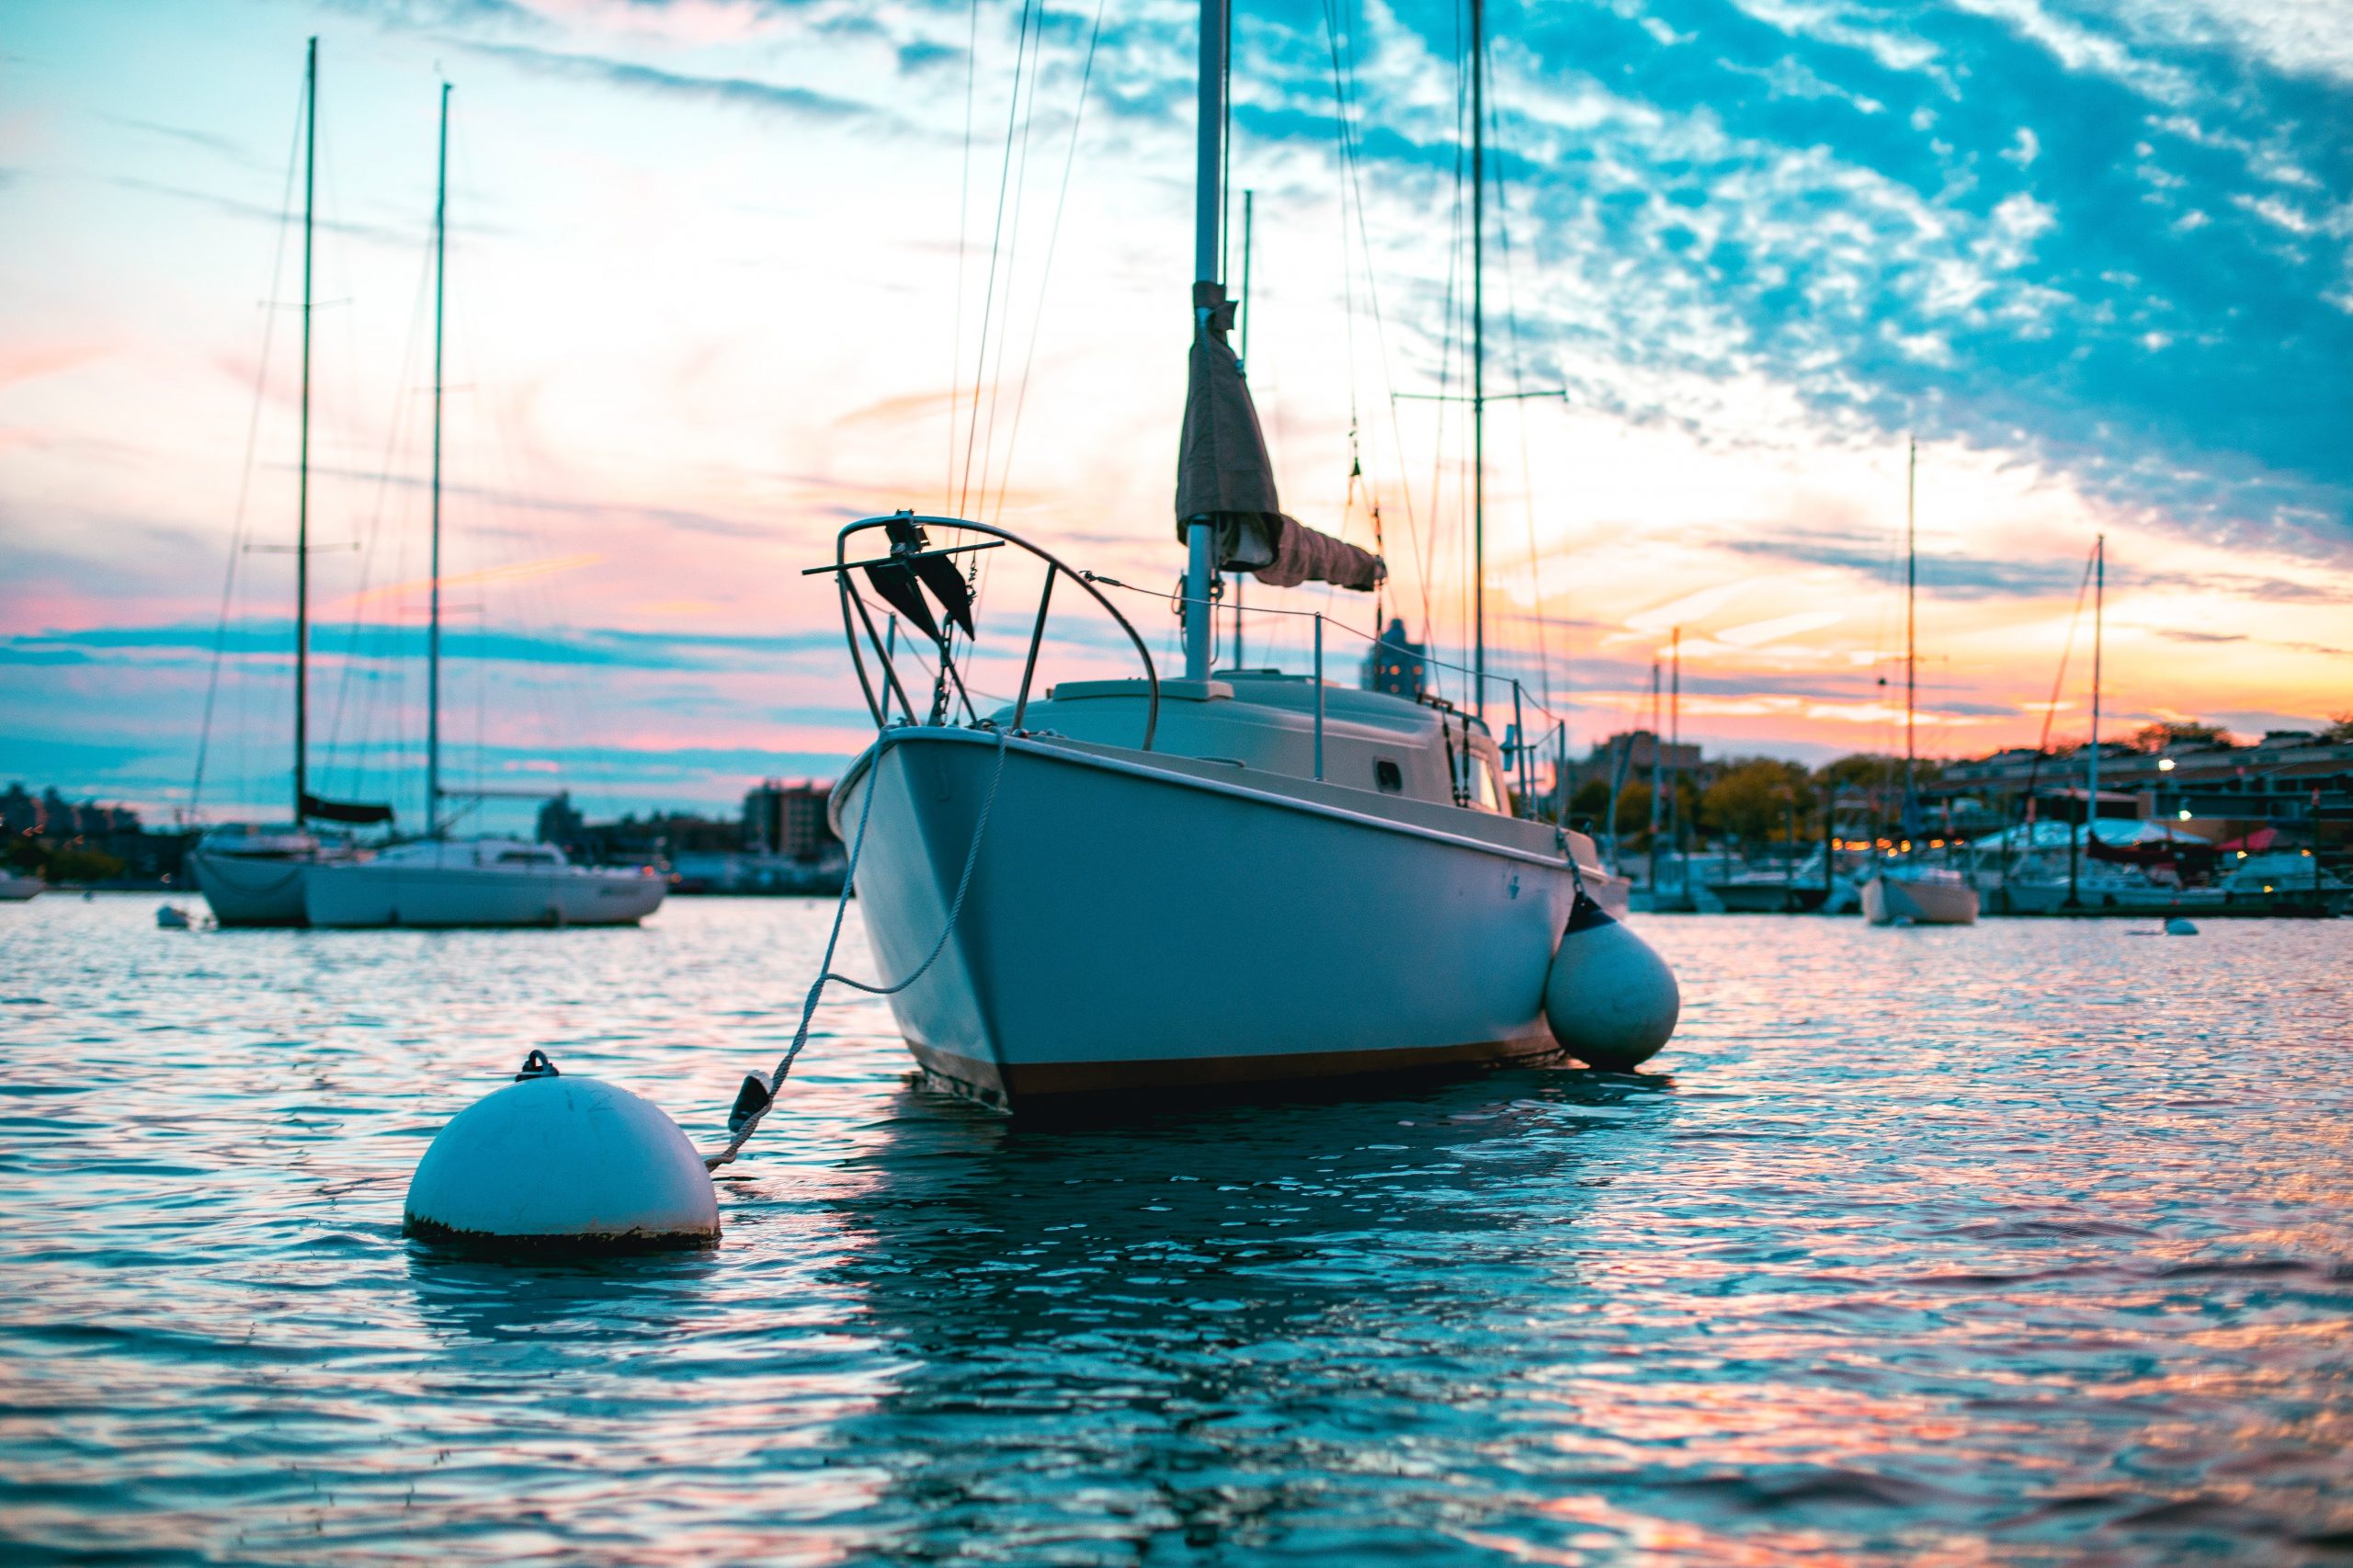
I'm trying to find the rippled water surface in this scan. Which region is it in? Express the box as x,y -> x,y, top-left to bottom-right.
3,895 -> 2349,1564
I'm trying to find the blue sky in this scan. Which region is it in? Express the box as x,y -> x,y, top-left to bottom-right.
2,0 -> 2347,828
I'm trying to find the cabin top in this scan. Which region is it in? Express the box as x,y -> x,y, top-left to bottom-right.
995,670 -> 1514,813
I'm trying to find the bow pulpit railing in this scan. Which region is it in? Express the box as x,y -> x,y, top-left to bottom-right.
803,512 -> 1160,753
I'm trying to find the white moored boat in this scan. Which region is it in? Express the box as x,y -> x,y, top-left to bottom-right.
298,86 -> 664,934
188,44 -> 397,930
833,660 -> 1640,1101
1859,440 -> 1979,930
1859,864 -> 1980,926
811,0 -> 1674,1108
0,871 -> 44,901
190,826 -> 363,927
304,839 -> 664,928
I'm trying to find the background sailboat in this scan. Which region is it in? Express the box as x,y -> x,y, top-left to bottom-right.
188,39 -> 391,928
300,84 -> 665,930
1859,438 -> 1979,926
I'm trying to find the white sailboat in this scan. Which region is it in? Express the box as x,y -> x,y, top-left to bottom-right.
188,40 -> 387,928
818,0 -> 1677,1107
301,85 -> 665,931
1859,438 -> 1979,927
304,836 -> 664,928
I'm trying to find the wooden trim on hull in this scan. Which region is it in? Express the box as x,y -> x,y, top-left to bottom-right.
905,1033 -> 1567,1109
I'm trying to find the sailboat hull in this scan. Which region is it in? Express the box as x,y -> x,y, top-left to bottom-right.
835,729 -> 1617,1105
190,844 -> 342,926
1860,873 -> 1981,926
302,863 -> 665,928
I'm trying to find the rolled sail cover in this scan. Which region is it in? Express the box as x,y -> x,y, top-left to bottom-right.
1176,281 -> 1384,593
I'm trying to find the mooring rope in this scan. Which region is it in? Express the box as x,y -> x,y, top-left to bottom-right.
704,727 -> 1013,1169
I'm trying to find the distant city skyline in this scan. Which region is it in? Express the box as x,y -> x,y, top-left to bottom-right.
4,0 -> 2347,830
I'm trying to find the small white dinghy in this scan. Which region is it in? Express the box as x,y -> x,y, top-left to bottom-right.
188,826 -> 369,927
1859,864 -> 1980,926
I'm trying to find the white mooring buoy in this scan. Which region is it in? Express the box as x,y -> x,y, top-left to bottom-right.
405,1051 -> 720,1253
1543,892 -> 1681,1072
2165,916 -> 2200,936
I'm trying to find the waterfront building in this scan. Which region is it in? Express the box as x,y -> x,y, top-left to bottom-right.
1359,619 -> 1428,699
536,791 -> 588,855
1560,731 -> 1706,796
744,779 -> 840,861
1929,731 -> 2353,836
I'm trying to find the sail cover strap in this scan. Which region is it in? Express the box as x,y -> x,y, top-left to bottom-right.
1176,280 -> 1385,594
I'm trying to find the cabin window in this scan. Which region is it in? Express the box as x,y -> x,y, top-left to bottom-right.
1471,756 -> 1503,812
1374,759 -> 1404,793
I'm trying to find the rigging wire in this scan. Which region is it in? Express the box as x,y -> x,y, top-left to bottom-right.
2020,540 -> 2102,820
968,0 -> 1046,532
315,104 -> 396,812
191,74 -> 309,823
984,0 -> 1109,532
948,0 -> 980,514
953,0 -> 1039,521
1433,0 -> 1471,710
1483,44 -> 1554,717
1316,0 -> 1436,660
321,231 -> 435,797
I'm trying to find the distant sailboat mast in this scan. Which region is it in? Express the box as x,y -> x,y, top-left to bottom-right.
1903,435 -> 1916,835
2088,531 -> 2105,839
294,36 -> 317,827
428,81 -> 449,834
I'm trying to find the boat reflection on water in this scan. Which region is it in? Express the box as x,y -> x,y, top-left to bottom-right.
406,1249 -> 724,1351
815,1066 -> 1676,1555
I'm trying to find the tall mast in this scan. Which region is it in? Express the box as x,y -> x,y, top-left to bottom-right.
1471,0 -> 1486,719
294,37 -> 317,825
428,82 -> 449,834
1232,187 -> 1252,670
1904,435 -> 1916,824
2088,533 -> 2104,838
1647,654 -> 1662,894
1180,0 -> 1227,682
1670,625 -> 1681,871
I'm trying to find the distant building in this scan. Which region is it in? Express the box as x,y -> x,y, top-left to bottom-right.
1563,731 -> 1704,795
1360,619 -> 1428,699
1928,731 -> 2353,834
1,783 -> 39,836
537,791 -> 587,854
744,780 -> 839,861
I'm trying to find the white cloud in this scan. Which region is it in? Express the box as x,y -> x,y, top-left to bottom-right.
2101,0 -> 2353,86
1951,0 -> 2196,103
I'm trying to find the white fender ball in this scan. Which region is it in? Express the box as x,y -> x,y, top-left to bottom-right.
405,1063 -> 719,1253
1544,892 -> 1680,1072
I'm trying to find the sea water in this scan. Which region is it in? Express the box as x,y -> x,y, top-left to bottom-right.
2,896 -> 2348,1563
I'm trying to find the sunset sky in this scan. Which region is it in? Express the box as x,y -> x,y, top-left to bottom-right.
4,0 -> 2348,830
